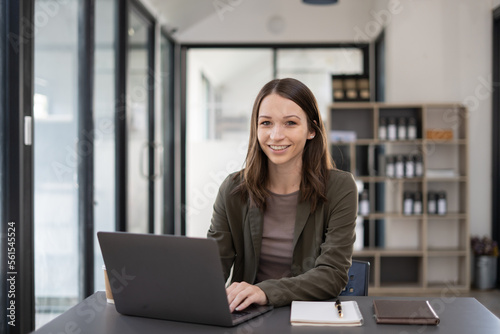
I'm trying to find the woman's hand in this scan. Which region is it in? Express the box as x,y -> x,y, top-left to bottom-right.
226,281 -> 268,312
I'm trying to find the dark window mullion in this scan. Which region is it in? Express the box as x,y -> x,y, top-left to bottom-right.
148,21 -> 155,234
0,0 -> 7,329
20,0 -> 35,332
180,46 -> 187,235
492,7 -> 500,288
162,32 -> 175,235
115,0 -> 128,232
1,1 -> 35,333
77,0 -> 95,300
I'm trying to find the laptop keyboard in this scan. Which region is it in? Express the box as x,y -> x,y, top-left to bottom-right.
231,311 -> 250,319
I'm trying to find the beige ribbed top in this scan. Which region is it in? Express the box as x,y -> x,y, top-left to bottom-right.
256,191 -> 298,283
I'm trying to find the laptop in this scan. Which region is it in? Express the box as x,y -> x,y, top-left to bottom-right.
97,231 -> 273,327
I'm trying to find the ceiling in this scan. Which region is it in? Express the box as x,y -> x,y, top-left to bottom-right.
147,0 -> 219,35
146,0 -> 356,39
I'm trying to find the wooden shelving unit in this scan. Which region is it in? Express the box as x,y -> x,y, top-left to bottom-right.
328,102 -> 470,293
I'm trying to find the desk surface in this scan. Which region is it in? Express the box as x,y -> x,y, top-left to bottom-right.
33,292 -> 500,334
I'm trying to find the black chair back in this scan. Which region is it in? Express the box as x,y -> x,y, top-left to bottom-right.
339,260 -> 370,296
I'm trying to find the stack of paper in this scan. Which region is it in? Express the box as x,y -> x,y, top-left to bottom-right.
290,301 -> 364,327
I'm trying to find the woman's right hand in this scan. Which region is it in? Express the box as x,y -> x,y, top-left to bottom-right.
226,281 -> 268,312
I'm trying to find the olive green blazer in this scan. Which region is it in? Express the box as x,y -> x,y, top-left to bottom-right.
207,169 -> 357,307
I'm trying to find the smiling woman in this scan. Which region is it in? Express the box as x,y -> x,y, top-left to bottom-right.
257,94 -> 315,179
207,78 -> 358,313
239,78 -> 334,211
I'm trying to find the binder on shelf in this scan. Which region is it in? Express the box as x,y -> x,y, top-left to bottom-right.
375,219 -> 385,248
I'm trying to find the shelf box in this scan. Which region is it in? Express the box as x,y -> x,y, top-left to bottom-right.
329,108 -> 373,139
384,219 -> 422,250
379,107 -> 423,141
427,219 -> 467,250
426,182 -> 466,213
426,144 -> 467,176
331,75 -> 370,102
380,257 -> 422,286
424,105 -> 467,140
426,256 -> 468,286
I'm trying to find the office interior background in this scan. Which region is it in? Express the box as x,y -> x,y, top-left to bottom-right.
1,0 -> 500,332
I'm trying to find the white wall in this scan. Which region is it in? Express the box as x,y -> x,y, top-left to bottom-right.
378,0 -> 492,236
177,0 -> 495,237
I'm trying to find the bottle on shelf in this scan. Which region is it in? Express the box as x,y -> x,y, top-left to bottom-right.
385,155 -> 395,178
387,117 -> 397,141
359,190 -> 370,216
437,191 -> 447,215
403,191 -> 414,216
413,191 -> 423,215
414,154 -> 423,177
405,154 -> 415,178
379,117 -> 387,140
398,117 -> 407,140
395,155 -> 405,178
427,191 -> 437,214
407,117 -> 417,140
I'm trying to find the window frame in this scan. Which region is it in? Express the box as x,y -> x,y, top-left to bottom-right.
0,0 -> 35,333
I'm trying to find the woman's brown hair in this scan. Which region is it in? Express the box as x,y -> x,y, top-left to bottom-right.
233,78 -> 334,212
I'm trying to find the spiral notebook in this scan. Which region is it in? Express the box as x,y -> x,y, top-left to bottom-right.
290,301 -> 364,326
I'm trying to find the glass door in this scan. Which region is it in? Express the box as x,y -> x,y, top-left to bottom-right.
94,0 -> 117,291
33,0 -> 79,326
126,3 -> 155,233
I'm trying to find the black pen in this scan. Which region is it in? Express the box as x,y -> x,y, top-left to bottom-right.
335,299 -> 343,318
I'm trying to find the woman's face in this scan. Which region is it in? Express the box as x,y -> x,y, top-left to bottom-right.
257,94 -> 315,170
